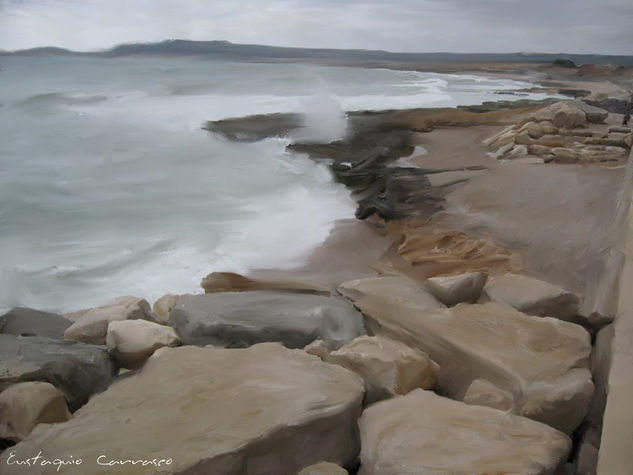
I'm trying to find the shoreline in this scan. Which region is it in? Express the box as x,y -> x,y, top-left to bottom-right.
2,63 -> 633,473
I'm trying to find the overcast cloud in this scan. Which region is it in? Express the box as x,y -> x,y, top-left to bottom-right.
1,0 -> 632,54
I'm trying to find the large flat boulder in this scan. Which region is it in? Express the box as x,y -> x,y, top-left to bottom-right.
170,291 -> 366,349
358,389 -> 570,475
1,343 -> 365,474
201,271 -> 329,295
0,335 -> 116,411
338,276 -> 593,433
0,307 -> 72,339
326,335 -> 438,404
481,273 -> 582,322
64,296 -> 154,345
534,101 -> 587,129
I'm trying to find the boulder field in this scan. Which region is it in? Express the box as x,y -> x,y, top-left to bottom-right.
1,343 -> 365,475
338,274 -> 594,434
0,95 -> 625,473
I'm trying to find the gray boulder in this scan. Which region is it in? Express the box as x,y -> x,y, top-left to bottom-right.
170,291 -> 366,349
0,335 -> 116,411
575,101 -> 609,123
0,307 -> 72,339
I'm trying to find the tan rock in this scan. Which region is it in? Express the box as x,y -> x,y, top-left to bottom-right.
584,136 -> 629,148
511,156 -> 546,164
514,131 -> 533,145
577,147 -> 627,163
516,120 -> 538,134
527,122 -> 559,139
559,129 -> 595,137
488,141 -> 515,159
338,276 -> 593,433
535,101 -> 587,129
63,296 -> 153,345
201,271 -> 329,295
573,101 -> 608,124
552,147 -> 579,163
393,230 -> 521,277
463,378 -> 513,411
483,125 -> 517,150
327,335 -> 438,404
533,135 -> 566,147
481,273 -> 582,321
529,143 -> 554,156
0,382 -> 70,441
304,339 -> 332,360
298,462 -> 348,475
152,294 -> 183,323
105,319 -> 180,368
358,389 -> 571,475
337,274 -> 444,311
1,343 -> 364,474
423,271 -> 487,306
608,126 -> 632,134
506,144 -> 529,159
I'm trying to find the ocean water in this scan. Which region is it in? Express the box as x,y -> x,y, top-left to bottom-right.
0,56 -> 552,312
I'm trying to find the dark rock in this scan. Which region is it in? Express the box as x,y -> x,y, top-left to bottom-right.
553,58 -> 577,68
0,335 -> 117,411
583,98 -> 629,114
170,291 -> 366,349
289,128 -> 414,190
0,307 -> 72,339
355,168 -> 443,220
558,89 -> 591,98
457,98 -> 557,113
203,113 -> 304,142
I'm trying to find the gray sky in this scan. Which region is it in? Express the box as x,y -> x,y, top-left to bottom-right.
1,0 -> 632,54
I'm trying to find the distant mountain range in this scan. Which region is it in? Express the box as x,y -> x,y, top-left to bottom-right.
2,40 -> 633,66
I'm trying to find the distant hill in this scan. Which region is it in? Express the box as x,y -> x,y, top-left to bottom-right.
3,39 -> 633,67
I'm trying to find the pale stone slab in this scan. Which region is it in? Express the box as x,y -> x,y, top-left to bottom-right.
339,275 -> 593,433
358,389 -> 570,475
1,343 -> 364,474
424,271 -> 487,306
481,273 -> 581,322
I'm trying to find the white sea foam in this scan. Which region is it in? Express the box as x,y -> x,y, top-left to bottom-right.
0,56 -> 556,312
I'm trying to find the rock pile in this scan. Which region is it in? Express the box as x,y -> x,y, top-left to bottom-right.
0,263 -> 598,474
1,344 -> 364,474
338,274 -> 594,434
484,101 -> 632,163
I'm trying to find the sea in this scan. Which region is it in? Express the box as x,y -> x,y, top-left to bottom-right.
0,55 -> 554,312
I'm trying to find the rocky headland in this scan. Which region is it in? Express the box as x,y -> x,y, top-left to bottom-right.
1,62 -> 633,474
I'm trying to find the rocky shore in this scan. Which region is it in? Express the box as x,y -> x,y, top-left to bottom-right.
1,65 -> 632,474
